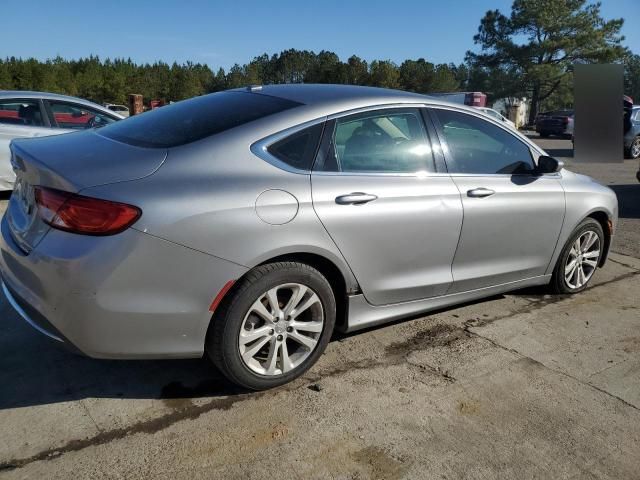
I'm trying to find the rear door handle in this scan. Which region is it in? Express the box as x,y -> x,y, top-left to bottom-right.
335,192 -> 378,205
467,188 -> 495,198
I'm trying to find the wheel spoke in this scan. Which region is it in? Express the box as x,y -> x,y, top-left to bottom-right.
583,258 -> 598,269
288,330 -> 318,350
242,336 -> 271,362
266,287 -> 282,316
290,293 -> 320,320
284,284 -> 307,316
573,238 -> 581,254
280,341 -> 293,373
239,326 -> 272,345
249,299 -> 273,322
583,250 -> 600,259
583,232 -> 598,251
565,258 -> 578,276
290,320 -> 323,333
265,339 -> 280,375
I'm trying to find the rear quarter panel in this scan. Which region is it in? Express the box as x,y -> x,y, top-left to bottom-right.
82,122 -> 360,293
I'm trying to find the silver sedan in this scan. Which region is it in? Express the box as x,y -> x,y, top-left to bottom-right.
0,85 -> 618,390
0,91 -> 123,190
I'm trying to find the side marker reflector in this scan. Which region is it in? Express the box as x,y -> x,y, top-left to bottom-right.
209,280 -> 236,313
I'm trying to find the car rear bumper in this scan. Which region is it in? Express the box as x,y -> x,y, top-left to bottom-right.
0,216 -> 248,359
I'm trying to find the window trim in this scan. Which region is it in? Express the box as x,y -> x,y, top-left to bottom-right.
427,105 -> 550,178
0,98 -> 51,128
313,105 -> 437,176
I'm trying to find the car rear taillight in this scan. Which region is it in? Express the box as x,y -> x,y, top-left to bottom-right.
34,187 -> 141,236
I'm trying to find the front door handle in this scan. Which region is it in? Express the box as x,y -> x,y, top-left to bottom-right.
467,188 -> 495,198
335,192 -> 378,205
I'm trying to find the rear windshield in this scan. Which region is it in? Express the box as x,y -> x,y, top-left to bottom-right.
98,91 -> 302,148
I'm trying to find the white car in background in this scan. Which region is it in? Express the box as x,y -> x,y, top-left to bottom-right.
104,103 -> 130,118
476,107 -> 517,130
0,91 -> 123,190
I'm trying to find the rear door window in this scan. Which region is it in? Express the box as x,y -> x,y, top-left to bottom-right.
321,108 -> 434,173
0,99 -> 45,127
99,92 -> 302,148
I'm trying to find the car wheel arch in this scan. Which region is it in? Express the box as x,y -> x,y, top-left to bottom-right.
586,211 -> 612,267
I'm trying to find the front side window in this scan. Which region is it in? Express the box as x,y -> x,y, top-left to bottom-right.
326,109 -> 433,173
47,101 -> 118,130
434,109 -> 535,175
0,99 -> 44,127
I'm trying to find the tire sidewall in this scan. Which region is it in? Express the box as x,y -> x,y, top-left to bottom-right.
212,264 -> 336,390
553,219 -> 604,294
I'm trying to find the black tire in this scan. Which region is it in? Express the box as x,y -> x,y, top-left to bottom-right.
206,262 -> 336,390
550,218 -> 604,294
539,131 -> 550,138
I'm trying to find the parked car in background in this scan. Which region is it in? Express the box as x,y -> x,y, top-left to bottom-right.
623,105 -> 640,160
476,107 -> 517,130
0,91 -> 123,190
535,110 -> 574,138
104,103 -> 130,118
0,85 -> 617,390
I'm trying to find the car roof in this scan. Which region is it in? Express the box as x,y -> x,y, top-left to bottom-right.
231,84 -> 476,114
0,90 -> 122,117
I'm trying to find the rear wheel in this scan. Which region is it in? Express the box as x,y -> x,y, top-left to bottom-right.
539,131 -> 550,138
207,262 -> 336,390
550,218 -> 604,294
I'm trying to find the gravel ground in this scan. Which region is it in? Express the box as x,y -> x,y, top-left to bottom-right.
0,136 -> 639,479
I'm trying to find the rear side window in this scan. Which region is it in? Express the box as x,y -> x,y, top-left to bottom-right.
267,123 -> 324,170
99,92 -> 302,148
0,99 -> 44,127
434,109 -> 535,175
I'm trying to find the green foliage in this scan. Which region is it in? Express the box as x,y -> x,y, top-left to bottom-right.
0,50 -> 468,104
466,0 -> 628,122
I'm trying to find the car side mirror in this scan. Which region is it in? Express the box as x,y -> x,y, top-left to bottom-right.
536,155 -> 564,174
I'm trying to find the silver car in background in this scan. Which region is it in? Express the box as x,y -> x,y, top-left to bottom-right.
0,85 -> 618,390
0,91 -> 123,190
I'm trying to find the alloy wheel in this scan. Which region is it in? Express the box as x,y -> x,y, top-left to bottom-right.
564,230 -> 601,289
631,138 -> 640,159
238,283 -> 324,376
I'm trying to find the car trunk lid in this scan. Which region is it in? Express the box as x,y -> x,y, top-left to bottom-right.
6,130 -> 166,253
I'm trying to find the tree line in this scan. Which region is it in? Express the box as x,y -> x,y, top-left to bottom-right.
0,52 -> 472,106
0,0 -> 637,121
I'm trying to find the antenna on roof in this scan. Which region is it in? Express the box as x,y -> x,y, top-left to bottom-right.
246,85 -> 263,92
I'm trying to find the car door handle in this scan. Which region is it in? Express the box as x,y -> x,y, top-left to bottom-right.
467,188 -> 495,198
335,192 -> 378,205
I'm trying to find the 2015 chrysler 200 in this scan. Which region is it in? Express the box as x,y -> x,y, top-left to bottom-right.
0,85 -> 618,390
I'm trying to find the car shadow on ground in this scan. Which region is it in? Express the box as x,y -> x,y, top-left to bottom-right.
610,184 -> 640,219
0,290 -> 521,409
0,310 -> 246,409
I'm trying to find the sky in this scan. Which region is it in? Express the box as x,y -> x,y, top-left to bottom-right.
1,0 -> 639,69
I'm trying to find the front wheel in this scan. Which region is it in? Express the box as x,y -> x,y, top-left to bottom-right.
629,136 -> 640,159
550,218 -> 604,294
206,262 -> 336,390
